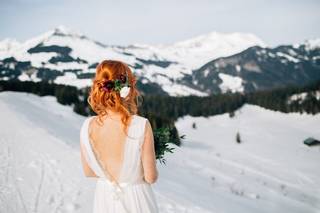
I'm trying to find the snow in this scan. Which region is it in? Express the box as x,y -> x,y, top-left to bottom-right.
0,26 -> 266,96
218,73 -> 244,93
0,76 -> 10,80
174,104 -> 320,213
0,92 -> 94,212
0,38 -> 20,53
276,52 -> 300,63
204,69 -> 210,77
27,52 -> 58,67
288,91 -> 320,104
292,37 -> 320,51
43,62 -> 89,72
54,72 -> 93,88
43,36 -> 129,64
235,65 -> 241,72
18,72 -> 32,81
288,92 -> 308,104
130,31 -> 266,69
54,25 -> 83,36
0,91 -> 319,212
304,38 -> 320,50
161,83 -> 209,97
170,32 -> 266,67
268,52 -> 276,58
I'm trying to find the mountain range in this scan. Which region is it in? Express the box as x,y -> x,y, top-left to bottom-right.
0,26 -> 319,96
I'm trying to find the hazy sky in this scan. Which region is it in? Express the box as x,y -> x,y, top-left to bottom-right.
1,0 -> 319,47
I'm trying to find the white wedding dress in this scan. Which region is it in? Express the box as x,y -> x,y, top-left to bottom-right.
80,115 -> 159,213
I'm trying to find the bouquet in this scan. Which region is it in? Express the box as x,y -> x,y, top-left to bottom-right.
153,126 -> 186,164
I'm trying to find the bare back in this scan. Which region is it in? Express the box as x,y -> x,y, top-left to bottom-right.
81,114 -> 158,184
88,115 -> 134,182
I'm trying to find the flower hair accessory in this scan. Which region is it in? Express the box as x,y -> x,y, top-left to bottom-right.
102,70 -> 131,98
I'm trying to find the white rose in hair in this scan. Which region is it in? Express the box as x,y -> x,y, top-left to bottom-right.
120,86 -> 130,98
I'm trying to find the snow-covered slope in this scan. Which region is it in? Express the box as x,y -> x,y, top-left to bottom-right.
174,105 -> 320,213
0,26 -> 126,70
188,41 -> 320,93
0,38 -> 20,52
1,91 -> 319,213
125,31 -> 265,69
0,26 -> 265,96
299,38 -> 320,50
157,32 -> 265,68
0,92 -> 95,212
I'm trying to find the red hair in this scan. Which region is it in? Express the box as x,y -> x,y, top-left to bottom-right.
87,60 -> 142,136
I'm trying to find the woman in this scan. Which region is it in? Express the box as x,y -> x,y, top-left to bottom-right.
79,60 -> 159,213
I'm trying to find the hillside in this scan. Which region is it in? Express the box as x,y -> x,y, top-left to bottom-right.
184,42 -> 320,93
0,91 -> 319,212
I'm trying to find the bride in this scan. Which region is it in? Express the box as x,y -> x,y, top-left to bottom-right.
79,60 -> 159,213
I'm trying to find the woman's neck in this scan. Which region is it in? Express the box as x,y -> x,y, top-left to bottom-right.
105,111 -> 119,116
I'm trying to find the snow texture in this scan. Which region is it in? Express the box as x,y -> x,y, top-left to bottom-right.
0,91 -> 319,212
218,73 -> 244,93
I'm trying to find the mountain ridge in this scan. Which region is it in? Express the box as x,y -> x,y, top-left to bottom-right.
0,26 -> 319,96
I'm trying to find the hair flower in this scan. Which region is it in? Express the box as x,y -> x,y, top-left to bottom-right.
102,80 -> 115,92
120,86 -> 130,98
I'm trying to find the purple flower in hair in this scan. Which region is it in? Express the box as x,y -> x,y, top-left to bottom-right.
102,80 -> 115,92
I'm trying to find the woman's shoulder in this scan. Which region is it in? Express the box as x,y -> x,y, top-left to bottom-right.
84,115 -> 96,122
80,114 -> 146,127
80,116 -> 95,129
132,114 -> 148,123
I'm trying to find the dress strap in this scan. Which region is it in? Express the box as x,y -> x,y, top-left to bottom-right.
80,117 -> 106,178
139,118 -> 148,149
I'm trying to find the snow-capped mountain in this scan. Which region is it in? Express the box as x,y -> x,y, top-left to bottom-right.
0,26 -> 265,96
183,40 -> 320,93
0,38 -> 20,52
1,91 -> 319,212
126,31 -> 266,69
0,26 -> 319,96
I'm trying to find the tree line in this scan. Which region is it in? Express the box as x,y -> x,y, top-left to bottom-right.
1,79 -> 319,146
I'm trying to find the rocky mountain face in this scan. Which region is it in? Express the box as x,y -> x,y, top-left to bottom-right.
0,26 -> 319,96
181,41 -> 320,94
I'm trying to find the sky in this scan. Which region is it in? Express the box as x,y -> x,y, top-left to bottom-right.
0,0 -> 319,47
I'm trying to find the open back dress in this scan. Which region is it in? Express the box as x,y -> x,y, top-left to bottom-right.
80,114 -> 159,213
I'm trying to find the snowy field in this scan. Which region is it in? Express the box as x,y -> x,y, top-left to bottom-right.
0,91 -> 319,213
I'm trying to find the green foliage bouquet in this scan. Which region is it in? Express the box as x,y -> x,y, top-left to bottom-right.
153,126 -> 185,164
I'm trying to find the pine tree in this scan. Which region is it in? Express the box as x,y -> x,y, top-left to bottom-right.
236,132 -> 241,144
